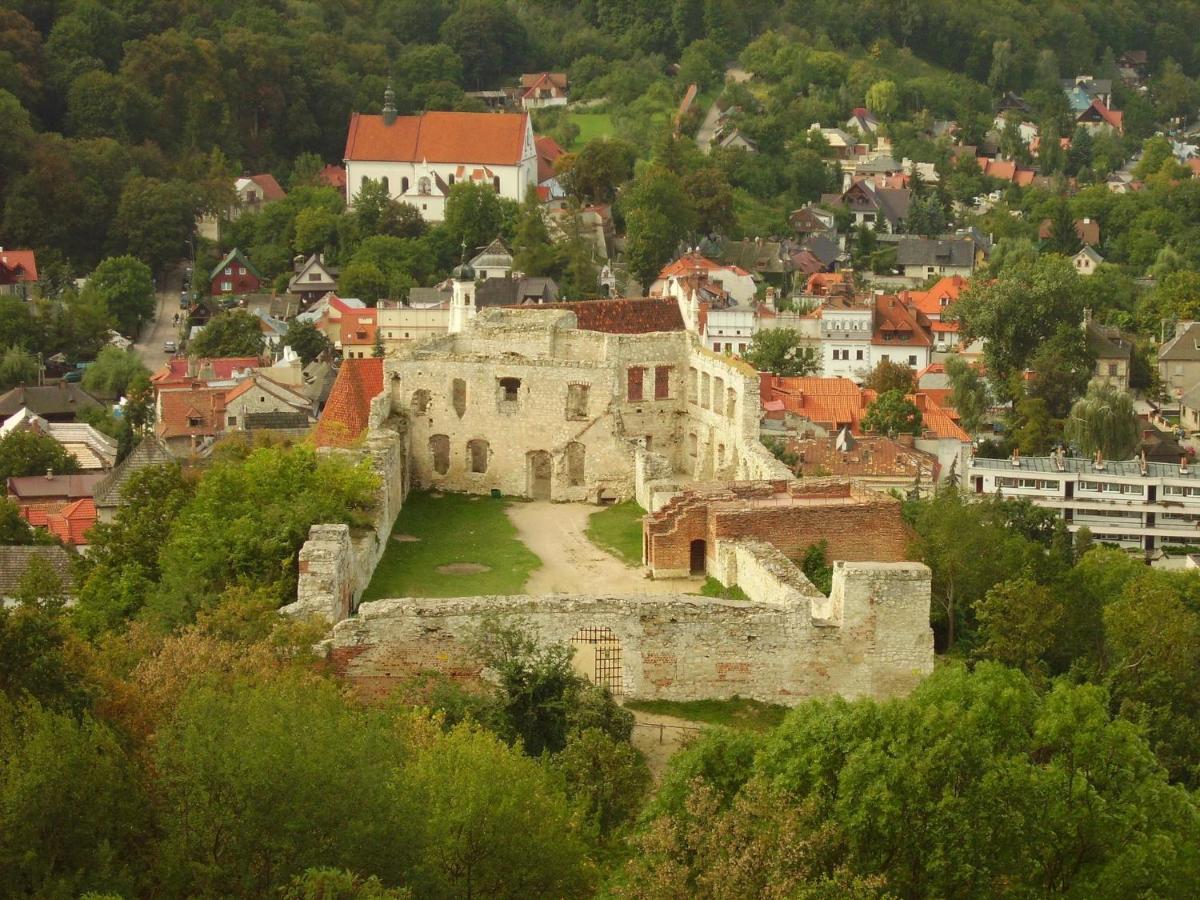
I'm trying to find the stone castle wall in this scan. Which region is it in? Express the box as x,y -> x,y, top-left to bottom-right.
324,540 -> 933,704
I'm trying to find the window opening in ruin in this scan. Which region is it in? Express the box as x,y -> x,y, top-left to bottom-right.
527,450 -> 552,500
726,387 -> 737,418
451,378 -> 467,418
717,443 -> 726,467
566,383 -> 589,419
654,365 -> 671,400
713,376 -> 725,412
627,367 -> 645,401
411,389 -> 431,414
567,441 -> 585,486
468,439 -> 489,473
430,434 -> 450,475
688,367 -> 698,403
701,372 -> 711,409
570,627 -> 623,695
689,539 -> 707,575
688,432 -> 698,457
499,377 -> 521,403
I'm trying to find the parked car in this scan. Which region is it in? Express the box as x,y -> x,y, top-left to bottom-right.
163,340 -> 177,354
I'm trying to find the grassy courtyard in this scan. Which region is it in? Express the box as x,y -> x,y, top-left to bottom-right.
585,500 -> 646,566
361,492 -> 541,601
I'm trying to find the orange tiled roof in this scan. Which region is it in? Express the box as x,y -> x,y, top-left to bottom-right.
760,375 -> 869,431
45,498 -> 96,546
534,135 -> 564,183
248,173 -> 286,201
872,294 -> 933,347
344,111 -> 529,166
18,501 -> 65,528
151,357 -> 262,385
319,164 -> 347,189
905,275 -> 967,317
156,387 -> 227,439
805,271 -> 852,296
0,248 -> 37,282
658,253 -> 752,280
911,392 -> 970,441
313,358 -> 385,448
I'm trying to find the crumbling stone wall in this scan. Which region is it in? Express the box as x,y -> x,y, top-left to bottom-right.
645,479 -> 913,578
324,542 -> 933,704
284,417 -> 410,623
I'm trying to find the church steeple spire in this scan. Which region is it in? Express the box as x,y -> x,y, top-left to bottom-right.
382,78 -> 397,126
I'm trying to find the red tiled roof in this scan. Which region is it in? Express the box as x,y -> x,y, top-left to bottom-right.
1078,99 -> 1124,132
313,358 -> 384,448
760,375 -> 869,431
872,294 -> 933,347
905,275 -> 967,319
521,72 -> 568,94
156,387 -> 227,439
521,298 -> 685,334
0,248 -> 37,282
658,253 -> 751,280
18,501 -> 64,528
249,173 -> 286,201
344,111 -> 529,166
151,357 -> 262,385
318,164 -> 347,189
45,498 -> 96,546
805,272 -> 852,296
1037,218 -> 1101,245
912,392 -> 970,441
534,135 -> 565,184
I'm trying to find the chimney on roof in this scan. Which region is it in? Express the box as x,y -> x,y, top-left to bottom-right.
45,468 -> 53,480
1094,449 -> 1105,471
1182,455 -> 1190,474
1011,447 -> 1021,467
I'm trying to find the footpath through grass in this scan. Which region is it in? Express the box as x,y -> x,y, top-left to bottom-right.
585,500 -> 645,566
361,492 -> 541,601
624,697 -> 789,732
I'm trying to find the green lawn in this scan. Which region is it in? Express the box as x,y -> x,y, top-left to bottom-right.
624,697 -> 789,732
568,112 -> 614,150
585,500 -> 646,566
697,576 -> 750,602
361,492 -> 541,601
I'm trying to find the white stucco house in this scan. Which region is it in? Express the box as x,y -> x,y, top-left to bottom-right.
343,94 -> 537,223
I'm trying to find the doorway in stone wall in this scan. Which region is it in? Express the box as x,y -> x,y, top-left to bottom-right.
570,626 -> 623,695
689,539 -> 707,575
527,450 -> 552,500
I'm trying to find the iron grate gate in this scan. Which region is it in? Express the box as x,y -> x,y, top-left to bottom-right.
571,627 -> 623,695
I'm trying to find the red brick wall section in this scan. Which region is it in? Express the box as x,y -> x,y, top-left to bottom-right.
645,479 -> 913,572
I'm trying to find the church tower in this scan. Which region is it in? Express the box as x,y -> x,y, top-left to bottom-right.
448,252 -> 476,334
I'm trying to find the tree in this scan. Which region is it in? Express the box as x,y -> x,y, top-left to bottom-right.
338,261 -> 390,306
0,496 -> 39,545
953,255 -> 1084,389
862,389 -> 921,436
0,700 -> 147,897
439,0 -> 528,87
554,727 -> 650,835
111,176 -> 197,273
82,346 -> 147,397
351,180 -> 425,240
283,320 -> 331,365
863,358 -> 915,394
285,868 -> 410,899
0,345 -> 37,390
944,355 -> 989,433
973,578 -> 1063,685
442,181 -> 505,259
742,328 -> 819,377
154,677 -> 415,896
0,430 -> 79,481
682,167 -> 736,236
621,165 -> 696,290
1027,323 -> 1095,418
556,138 -> 638,206
83,256 -> 154,337
511,187 -> 556,277
405,723 -> 594,898
865,80 -> 898,121
1044,198 -> 1081,254
1064,384 -> 1140,460
188,310 -> 266,359
1012,395 -> 1056,455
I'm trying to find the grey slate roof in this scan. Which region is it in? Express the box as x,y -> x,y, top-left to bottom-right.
0,545 -> 74,598
92,437 -> 175,508
971,455 -> 1200,479
895,237 -> 975,268
1085,321 -> 1132,361
0,384 -> 104,420
1158,322 -> 1200,362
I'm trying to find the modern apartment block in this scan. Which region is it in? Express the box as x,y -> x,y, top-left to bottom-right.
967,450 -> 1200,553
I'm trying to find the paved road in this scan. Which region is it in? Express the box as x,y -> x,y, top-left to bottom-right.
132,264 -> 185,372
694,66 -> 752,154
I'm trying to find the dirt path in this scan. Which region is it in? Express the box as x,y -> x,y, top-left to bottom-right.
505,502 -> 702,596
628,708 -> 706,782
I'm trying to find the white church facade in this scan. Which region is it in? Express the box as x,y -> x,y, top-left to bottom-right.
343,88 -> 538,223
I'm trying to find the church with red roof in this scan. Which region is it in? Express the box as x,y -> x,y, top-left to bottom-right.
344,85 -> 537,223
